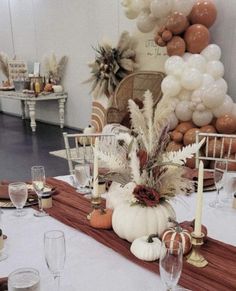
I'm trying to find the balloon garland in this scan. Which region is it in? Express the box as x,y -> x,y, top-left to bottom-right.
121,0 -> 236,130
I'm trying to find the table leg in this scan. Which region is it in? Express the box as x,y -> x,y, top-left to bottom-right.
21,100 -> 26,119
27,100 -> 36,132
58,98 -> 66,128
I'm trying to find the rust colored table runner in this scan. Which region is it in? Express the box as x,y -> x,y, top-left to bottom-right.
44,178 -> 236,290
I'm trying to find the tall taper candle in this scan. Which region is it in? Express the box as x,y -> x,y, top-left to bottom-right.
93,138 -> 99,198
194,160 -> 204,236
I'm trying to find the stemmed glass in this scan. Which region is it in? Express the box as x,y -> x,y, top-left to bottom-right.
0,211 -> 8,261
8,268 -> 40,291
74,162 -> 90,194
44,230 -> 66,291
159,240 -> 183,291
31,165 -> 48,217
209,160 -> 227,208
8,182 -> 28,216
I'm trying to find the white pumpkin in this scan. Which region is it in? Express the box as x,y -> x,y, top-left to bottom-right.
112,201 -> 176,243
130,234 -> 161,261
78,125 -> 96,145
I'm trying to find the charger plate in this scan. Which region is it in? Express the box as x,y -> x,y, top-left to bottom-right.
0,197 -> 38,209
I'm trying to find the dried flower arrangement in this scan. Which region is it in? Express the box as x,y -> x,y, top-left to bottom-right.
97,90 -> 205,206
0,52 -> 9,81
85,31 -> 138,99
43,52 -> 67,84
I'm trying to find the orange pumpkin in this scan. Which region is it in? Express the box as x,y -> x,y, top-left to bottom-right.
162,224 -> 192,255
44,83 -> 53,92
90,208 -> 113,229
180,220 -> 208,241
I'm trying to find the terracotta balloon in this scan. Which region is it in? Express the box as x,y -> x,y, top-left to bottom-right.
184,24 -> 210,54
190,0 -> 217,28
167,36 -> 186,56
166,12 -> 189,35
154,34 -> 166,47
162,30 -> 173,42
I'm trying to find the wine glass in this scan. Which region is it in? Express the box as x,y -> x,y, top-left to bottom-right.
209,160 -> 227,208
44,230 -> 66,291
74,162 -> 90,194
8,182 -> 28,216
31,165 -> 48,217
159,240 -> 183,291
8,267 -> 40,291
0,212 -> 8,261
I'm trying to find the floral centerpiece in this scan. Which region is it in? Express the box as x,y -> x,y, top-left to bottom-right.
85,31 -> 138,99
96,90 -> 204,242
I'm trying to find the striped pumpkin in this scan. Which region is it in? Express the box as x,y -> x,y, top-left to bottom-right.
162,226 -> 192,255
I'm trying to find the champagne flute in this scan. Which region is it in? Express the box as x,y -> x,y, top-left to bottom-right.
159,240 -> 183,291
209,160 -> 227,208
8,182 -> 28,216
44,230 -> 66,291
31,166 -> 48,217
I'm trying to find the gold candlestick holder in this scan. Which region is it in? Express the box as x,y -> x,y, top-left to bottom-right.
186,232 -> 208,268
87,196 -> 102,220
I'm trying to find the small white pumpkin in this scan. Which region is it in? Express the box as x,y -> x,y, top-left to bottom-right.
78,125 -> 96,145
130,234 -> 161,261
112,200 -> 176,243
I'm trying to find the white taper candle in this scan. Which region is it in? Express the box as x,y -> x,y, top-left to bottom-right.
93,138 -> 99,198
194,160 -> 204,236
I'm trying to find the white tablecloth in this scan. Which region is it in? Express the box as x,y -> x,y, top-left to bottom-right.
0,176 -> 236,290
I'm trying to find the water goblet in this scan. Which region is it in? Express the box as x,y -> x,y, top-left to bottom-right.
8,267 -> 40,291
159,240 -> 183,291
31,165 -> 48,217
44,230 -> 66,291
74,162 -> 90,194
8,182 -> 28,217
0,213 -> 8,261
209,160 -> 227,208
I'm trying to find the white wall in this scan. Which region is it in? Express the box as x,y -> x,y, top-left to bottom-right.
0,0 -> 236,129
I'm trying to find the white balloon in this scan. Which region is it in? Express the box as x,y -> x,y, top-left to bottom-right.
169,111 -> 179,130
123,0 -> 141,19
124,8 -> 140,19
136,10 -> 156,33
172,0 -> 194,16
212,95 -> 233,117
178,89 -> 192,101
215,78 -> 228,94
206,61 -> 224,79
181,68 -> 203,90
161,75 -> 181,97
164,56 -> 186,77
202,83 -> 225,109
192,110 -> 213,127
196,103 -> 206,112
150,0 -> 173,18
191,88 -> 205,102
138,0 -> 152,9
201,73 -> 215,88
201,44 -> 222,61
187,54 -> 206,73
175,100 -> 193,121
183,52 -> 192,62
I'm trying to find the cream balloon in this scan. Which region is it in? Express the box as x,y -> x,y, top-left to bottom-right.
181,68 -> 203,90
150,0 -> 173,18
178,89 -> 192,101
196,103 -> 206,112
192,110 -> 213,127
212,95 -> 233,118
172,0 -> 194,16
187,54 -> 206,73
169,111 -> 179,130
175,100 -> 193,121
215,78 -> 228,94
122,0 -> 141,19
201,44 -> 221,61
183,52 -> 192,62
136,10 -> 157,33
161,75 -> 181,97
206,60 -> 224,80
202,83 -> 225,109
201,73 -> 215,88
164,56 -> 186,77
191,88 -> 205,102
139,0 -> 152,9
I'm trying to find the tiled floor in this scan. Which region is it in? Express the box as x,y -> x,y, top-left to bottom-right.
0,113 -> 78,181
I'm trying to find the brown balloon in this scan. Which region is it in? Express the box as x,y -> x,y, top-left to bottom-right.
154,34 -> 166,47
167,36 -> 186,56
166,12 -> 189,35
162,30 -> 173,42
190,0 -> 217,28
184,24 -> 210,53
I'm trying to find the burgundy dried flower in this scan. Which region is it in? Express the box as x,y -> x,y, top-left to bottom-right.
133,185 -> 161,207
137,149 -> 148,169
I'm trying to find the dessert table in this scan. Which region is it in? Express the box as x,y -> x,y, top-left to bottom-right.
0,175 -> 236,290
0,91 -> 68,132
